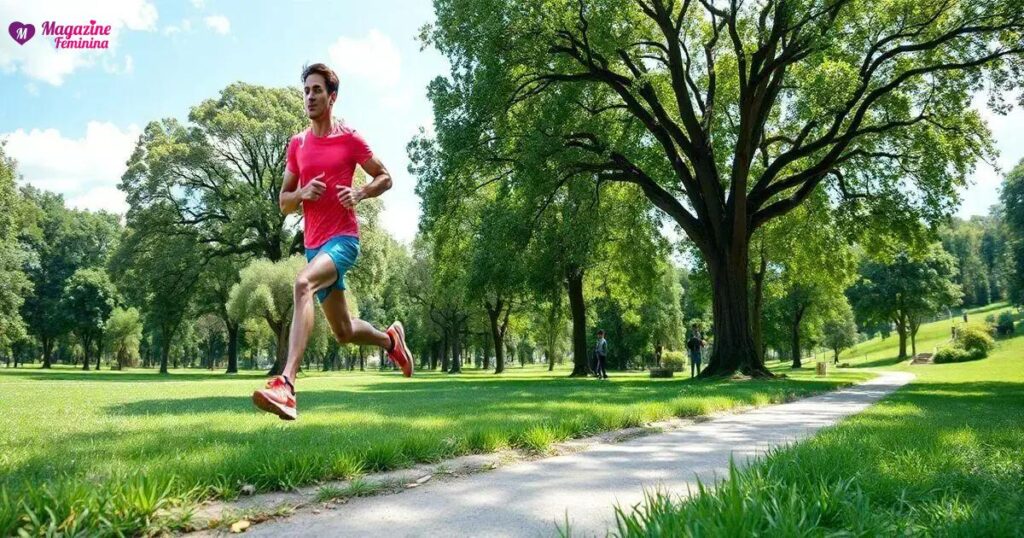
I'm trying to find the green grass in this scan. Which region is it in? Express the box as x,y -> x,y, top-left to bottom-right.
613,303 -> 1024,536
837,302 -> 1023,368
0,363 -> 866,535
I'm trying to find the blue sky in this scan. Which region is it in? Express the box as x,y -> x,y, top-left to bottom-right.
0,0 -> 1019,245
0,0 -> 447,243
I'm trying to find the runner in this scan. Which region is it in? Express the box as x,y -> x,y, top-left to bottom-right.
252,63 -> 413,420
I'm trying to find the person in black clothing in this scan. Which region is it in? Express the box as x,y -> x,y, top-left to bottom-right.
686,323 -> 706,378
594,330 -> 609,379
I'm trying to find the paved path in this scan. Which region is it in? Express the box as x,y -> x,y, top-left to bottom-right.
248,372 -> 914,537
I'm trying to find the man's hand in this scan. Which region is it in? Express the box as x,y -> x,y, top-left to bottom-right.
337,184 -> 364,208
300,172 -> 327,201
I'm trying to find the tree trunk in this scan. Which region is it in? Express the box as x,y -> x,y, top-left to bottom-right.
41,337 -> 53,368
268,322 -> 287,376
483,331 -> 492,370
790,306 -> 806,369
700,245 -> 771,378
895,317 -> 908,359
81,335 -> 91,371
750,245 -> 767,361
95,333 -> 104,371
910,318 -> 920,357
359,346 -> 365,371
225,322 -> 239,374
159,340 -> 170,374
448,326 -> 462,374
441,333 -> 450,372
488,302 -> 505,374
566,266 -> 589,377
790,319 -> 802,369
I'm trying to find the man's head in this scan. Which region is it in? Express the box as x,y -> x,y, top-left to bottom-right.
691,323 -> 699,330
597,330 -> 605,338
301,63 -> 340,120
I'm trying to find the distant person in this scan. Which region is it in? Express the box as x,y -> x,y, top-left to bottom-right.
252,63 -> 413,421
594,330 -> 609,379
687,323 -> 706,378
655,342 -> 663,367
963,312 -> 968,323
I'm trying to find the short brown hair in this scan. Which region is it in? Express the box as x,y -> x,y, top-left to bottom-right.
301,63 -> 339,95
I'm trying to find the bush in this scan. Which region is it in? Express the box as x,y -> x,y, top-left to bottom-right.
661,350 -> 686,371
996,312 -> 1015,336
934,346 -> 986,364
955,324 -> 995,355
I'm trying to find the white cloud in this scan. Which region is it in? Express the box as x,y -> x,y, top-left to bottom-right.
190,0 -> 206,8
0,0 -> 157,85
204,15 -> 230,35
327,29 -> 401,88
3,121 -> 141,214
163,19 -> 192,36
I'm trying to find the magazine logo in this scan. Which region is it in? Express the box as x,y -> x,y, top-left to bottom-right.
7,20 -> 112,49
8,21 -> 34,45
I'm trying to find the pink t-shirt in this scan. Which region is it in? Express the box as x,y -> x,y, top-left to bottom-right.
285,123 -> 373,248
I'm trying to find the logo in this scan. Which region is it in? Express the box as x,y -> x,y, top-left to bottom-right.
6,20 -> 111,49
8,21 -> 34,45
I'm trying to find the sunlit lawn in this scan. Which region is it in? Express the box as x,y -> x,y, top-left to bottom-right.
614,305 -> 1024,536
0,360 -> 867,535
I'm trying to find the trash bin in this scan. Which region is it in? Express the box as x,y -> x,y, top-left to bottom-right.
816,362 -> 827,376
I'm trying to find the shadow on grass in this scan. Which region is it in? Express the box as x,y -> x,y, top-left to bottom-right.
103,374 -> 811,418
0,368 -> 267,383
842,354 -> 909,369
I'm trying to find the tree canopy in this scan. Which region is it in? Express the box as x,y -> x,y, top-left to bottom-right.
424,0 -> 1024,375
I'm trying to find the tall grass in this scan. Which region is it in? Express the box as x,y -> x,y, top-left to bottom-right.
611,309 -> 1024,536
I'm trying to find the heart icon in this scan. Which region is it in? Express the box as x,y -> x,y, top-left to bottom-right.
8,21 -> 34,45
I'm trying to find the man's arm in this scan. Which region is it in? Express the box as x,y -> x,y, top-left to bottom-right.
280,170 -> 325,215
338,157 -> 392,208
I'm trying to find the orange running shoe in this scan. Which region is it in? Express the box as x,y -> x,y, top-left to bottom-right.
387,321 -> 414,377
252,375 -> 297,420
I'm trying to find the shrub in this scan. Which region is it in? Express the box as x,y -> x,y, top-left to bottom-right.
996,312 -> 1015,337
955,324 -> 995,355
934,346 -> 985,364
661,350 -> 686,371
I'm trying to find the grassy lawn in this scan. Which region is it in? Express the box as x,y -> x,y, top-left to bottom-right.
0,362 -> 867,535
613,305 -> 1024,536
837,302 -> 1021,368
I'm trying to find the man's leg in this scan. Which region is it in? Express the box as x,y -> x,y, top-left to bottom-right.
319,288 -> 390,353
321,288 -> 415,377
282,253 -> 343,382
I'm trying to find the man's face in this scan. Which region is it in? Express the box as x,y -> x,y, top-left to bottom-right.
303,73 -> 335,119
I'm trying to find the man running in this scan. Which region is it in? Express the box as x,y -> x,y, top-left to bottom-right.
252,63 -> 413,420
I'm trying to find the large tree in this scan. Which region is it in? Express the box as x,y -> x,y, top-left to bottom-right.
120,83 -> 306,262
848,245 -> 960,358
821,300 -> 858,364
105,307 -> 143,369
0,145 -> 32,357
425,0 -> 1022,376
110,214 -> 204,374
1002,159 -> 1024,307
19,189 -> 120,367
62,268 -> 118,370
